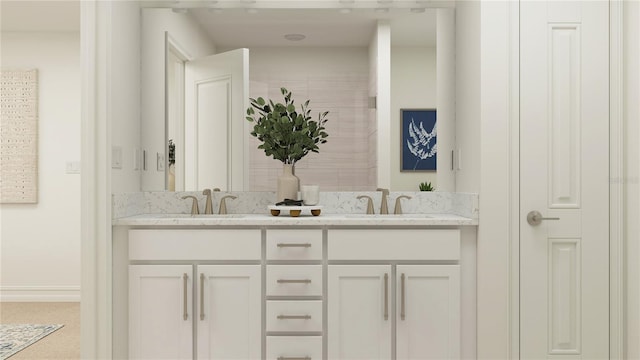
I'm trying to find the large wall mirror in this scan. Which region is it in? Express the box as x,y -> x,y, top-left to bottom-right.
140,2 -> 456,192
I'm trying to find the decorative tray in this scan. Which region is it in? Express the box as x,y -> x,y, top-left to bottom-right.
268,205 -> 323,217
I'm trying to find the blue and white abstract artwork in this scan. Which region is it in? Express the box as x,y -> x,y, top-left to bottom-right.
401,109 -> 437,171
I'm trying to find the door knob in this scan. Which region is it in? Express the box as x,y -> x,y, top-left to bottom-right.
527,210 -> 560,226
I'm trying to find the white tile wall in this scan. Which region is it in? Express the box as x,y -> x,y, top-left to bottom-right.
247,48 -> 375,191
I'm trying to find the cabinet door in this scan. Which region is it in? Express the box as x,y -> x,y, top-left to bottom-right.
197,265 -> 261,360
328,265 -> 392,360
396,265 -> 460,360
129,265 -> 193,360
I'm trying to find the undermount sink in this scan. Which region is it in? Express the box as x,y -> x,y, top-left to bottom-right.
343,214 -> 432,218
160,213 -> 246,218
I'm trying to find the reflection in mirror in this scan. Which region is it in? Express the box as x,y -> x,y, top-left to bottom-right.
166,36 -> 187,191
142,5 -> 454,192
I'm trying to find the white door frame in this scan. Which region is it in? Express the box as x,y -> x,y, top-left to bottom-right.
506,1 -> 625,358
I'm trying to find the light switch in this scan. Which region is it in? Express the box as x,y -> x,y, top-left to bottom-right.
133,148 -> 141,170
112,146 -> 123,169
65,161 -> 81,174
157,153 -> 165,171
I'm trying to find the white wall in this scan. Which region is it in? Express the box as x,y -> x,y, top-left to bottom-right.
245,47 -> 372,191
0,32 -> 81,301
390,47 -> 437,191
111,1 -> 142,194
140,9 -> 216,191
625,1 -> 640,357
376,21 -> 392,189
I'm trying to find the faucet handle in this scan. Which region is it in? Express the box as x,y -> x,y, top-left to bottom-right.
357,195 -> 375,215
394,195 -> 412,215
203,189 -> 211,196
218,195 -> 237,215
213,188 -> 221,192
182,195 -> 200,215
376,188 -> 390,196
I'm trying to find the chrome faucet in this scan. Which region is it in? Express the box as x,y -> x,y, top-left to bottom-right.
202,188 -> 220,215
376,188 -> 389,215
182,195 -> 200,215
394,195 -> 412,215
218,195 -> 237,215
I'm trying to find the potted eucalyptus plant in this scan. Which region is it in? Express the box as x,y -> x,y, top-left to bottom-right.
246,87 -> 329,202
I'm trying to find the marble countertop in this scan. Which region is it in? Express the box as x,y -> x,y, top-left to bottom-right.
113,213 -> 477,227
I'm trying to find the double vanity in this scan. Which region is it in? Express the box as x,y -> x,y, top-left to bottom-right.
112,191 -> 478,360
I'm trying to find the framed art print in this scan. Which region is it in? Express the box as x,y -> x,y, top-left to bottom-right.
401,109 -> 436,171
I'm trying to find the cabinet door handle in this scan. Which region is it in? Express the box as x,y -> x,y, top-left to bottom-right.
277,279 -> 312,284
277,243 -> 311,248
401,273 -> 406,321
183,273 -> 188,321
200,273 -> 205,321
384,273 -> 389,321
277,315 -> 312,320
277,357 -> 311,360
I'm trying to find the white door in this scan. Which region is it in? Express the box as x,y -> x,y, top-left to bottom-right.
520,1 -> 609,358
129,265 -> 193,360
184,48 -> 249,191
396,265 -> 460,360
328,265 -> 392,360
197,265 -> 261,360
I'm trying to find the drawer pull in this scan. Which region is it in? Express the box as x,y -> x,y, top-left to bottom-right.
277,243 -> 312,248
277,279 -> 312,284
277,357 -> 311,360
183,273 -> 188,321
384,273 -> 389,321
277,314 -> 312,320
200,273 -> 205,321
400,273 -> 406,321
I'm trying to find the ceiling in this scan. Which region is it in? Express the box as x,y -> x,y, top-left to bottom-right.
189,8 -> 437,48
1,0 -> 80,32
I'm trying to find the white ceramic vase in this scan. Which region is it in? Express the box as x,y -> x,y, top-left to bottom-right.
277,164 -> 299,202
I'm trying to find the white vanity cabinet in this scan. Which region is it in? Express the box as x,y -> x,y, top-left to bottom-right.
128,230 -> 262,360
327,229 -> 461,360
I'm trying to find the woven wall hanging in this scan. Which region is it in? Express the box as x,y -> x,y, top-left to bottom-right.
0,69 -> 38,203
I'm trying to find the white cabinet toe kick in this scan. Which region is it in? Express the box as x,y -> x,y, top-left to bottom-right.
123,227 -> 463,360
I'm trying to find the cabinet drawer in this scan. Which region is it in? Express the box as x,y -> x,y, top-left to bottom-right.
129,229 -> 261,260
266,265 -> 323,296
266,301 -> 322,332
266,230 -> 322,261
328,229 -> 460,261
266,336 -> 322,360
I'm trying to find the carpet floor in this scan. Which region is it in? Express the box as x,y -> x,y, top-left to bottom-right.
0,303 -> 80,359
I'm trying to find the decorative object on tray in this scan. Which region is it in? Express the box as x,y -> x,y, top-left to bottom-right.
300,184 -> 320,205
246,87 -> 329,202
0,324 -> 63,359
401,109 -> 437,171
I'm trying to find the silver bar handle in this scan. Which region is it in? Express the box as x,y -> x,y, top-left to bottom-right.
401,273 -> 406,321
527,210 -> 561,226
277,315 -> 312,320
200,273 -> 205,321
277,243 -> 312,248
277,279 -> 312,284
183,273 -> 188,321
384,273 -> 389,321
277,357 -> 311,360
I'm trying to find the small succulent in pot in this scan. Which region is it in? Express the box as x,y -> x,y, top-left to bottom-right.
245,88 -> 329,165
419,181 -> 434,191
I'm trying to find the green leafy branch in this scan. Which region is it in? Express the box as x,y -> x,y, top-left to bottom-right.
246,87 -> 329,165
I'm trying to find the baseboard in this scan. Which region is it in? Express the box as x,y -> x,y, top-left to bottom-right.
0,286 -> 81,302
